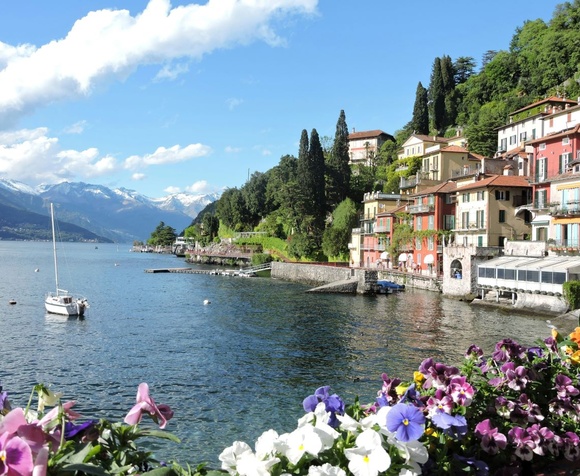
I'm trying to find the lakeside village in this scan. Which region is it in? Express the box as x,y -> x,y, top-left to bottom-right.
170,96 -> 580,317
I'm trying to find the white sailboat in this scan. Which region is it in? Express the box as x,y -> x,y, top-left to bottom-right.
44,203 -> 89,317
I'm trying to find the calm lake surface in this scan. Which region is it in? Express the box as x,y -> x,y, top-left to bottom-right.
0,241 -> 565,465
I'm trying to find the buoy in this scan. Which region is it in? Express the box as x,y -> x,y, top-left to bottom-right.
34,268 -> 39,272
8,300 -> 16,305
203,299 -> 211,305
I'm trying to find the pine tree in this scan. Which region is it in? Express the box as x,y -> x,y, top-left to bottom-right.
326,110 -> 351,211
411,82 -> 429,135
296,129 -> 311,231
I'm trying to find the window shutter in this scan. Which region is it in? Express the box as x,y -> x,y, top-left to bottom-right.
506,191 -> 510,201
535,160 -> 539,182
495,190 -> 500,200
559,154 -> 563,174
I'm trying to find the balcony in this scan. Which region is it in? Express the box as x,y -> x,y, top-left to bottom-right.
549,239 -> 580,250
400,175 -> 418,189
374,225 -> 389,233
451,165 -> 480,177
408,203 -> 434,214
548,202 -> 580,217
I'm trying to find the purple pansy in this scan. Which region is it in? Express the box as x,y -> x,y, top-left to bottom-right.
303,385 -> 344,428
474,419 -> 507,455
555,374 -> 580,399
385,402 -> 425,442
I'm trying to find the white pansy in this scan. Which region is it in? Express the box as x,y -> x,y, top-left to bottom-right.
236,450 -> 280,476
255,429 -> 279,458
219,441 -> 253,474
37,386 -> 63,413
279,424 -> 324,465
344,429 -> 391,476
336,412 -> 361,432
297,411 -> 315,428
307,462 -> 347,476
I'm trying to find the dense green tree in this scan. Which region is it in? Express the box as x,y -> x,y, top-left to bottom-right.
465,101 -> 508,156
148,221 -> 177,246
242,171 -> 269,225
481,50 -> 498,69
326,110 -> 351,211
453,56 -> 476,84
216,187 -> 249,231
309,128 -> 327,232
411,82 -> 429,134
322,198 -> 359,259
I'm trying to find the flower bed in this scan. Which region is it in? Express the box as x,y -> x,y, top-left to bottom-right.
3,328 -> 580,475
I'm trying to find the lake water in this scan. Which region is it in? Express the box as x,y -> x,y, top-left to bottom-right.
0,241 -> 565,466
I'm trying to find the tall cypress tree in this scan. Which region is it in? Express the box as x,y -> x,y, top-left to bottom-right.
429,58 -> 445,134
412,82 -> 429,135
309,128 -> 326,233
296,129 -> 311,230
326,110 -> 351,211
440,55 -> 457,129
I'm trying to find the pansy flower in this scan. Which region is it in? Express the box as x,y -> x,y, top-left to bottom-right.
385,403 -> 425,442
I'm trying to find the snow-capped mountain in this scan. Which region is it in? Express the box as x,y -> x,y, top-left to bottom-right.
0,179 -> 220,242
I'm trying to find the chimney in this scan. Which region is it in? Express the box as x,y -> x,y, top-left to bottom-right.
503,164 -> 514,176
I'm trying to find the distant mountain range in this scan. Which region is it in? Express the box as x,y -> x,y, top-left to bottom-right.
0,179 -> 220,243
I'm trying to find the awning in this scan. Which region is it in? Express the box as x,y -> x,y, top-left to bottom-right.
424,254 -> 435,264
380,252 -> 389,260
398,253 -> 407,262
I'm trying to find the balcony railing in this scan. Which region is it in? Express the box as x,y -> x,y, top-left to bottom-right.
374,225 -> 389,233
451,165 -> 480,177
408,203 -> 434,214
549,203 -> 580,217
549,240 -> 580,249
400,175 -> 418,189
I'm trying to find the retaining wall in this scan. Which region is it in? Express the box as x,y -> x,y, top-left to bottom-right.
271,262 -> 353,286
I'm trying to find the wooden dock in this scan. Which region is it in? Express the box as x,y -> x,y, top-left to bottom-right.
145,268 -> 220,274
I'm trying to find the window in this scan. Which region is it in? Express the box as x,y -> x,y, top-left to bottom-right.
497,268 -> 505,279
495,190 -> 510,200
536,157 -> 547,182
428,215 -> 434,230
428,236 -> 434,250
476,210 -> 485,228
500,138 -> 507,151
463,193 -> 470,203
505,269 -> 515,280
416,217 -> 422,231
416,237 -> 422,250
477,191 -> 485,201
519,132 -> 527,142
539,143 -> 546,150
477,235 -> 483,247
534,189 -> 547,209
499,210 -> 506,223
446,194 -> 455,204
509,135 -> 517,145
563,136 -> 571,145
444,215 -> 455,230
461,211 -> 470,228
560,152 -> 572,173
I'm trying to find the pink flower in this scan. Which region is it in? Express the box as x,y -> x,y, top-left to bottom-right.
448,376 -> 474,407
0,432 -> 34,476
475,419 -> 507,455
124,383 -> 174,429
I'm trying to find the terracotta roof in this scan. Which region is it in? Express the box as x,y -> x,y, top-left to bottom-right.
410,181 -> 456,197
439,144 -> 484,161
376,203 -> 408,216
456,175 -> 531,191
411,134 -> 449,144
510,96 -> 578,116
348,130 -> 392,140
527,124 -> 580,144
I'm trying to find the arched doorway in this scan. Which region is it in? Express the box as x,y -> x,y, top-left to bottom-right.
450,259 -> 463,279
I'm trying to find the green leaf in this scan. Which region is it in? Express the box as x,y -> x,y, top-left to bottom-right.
134,428 -> 181,443
142,467 -> 179,476
59,463 -> 108,476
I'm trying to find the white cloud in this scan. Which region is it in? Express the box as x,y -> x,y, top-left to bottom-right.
132,173 -> 146,181
185,180 -> 210,193
154,62 -> 189,82
0,126 -> 212,185
262,148 -> 272,156
123,143 -> 212,170
226,97 -> 244,110
164,185 -> 181,193
0,127 -> 119,184
0,0 -> 318,127
63,120 -> 87,134
225,145 -> 241,153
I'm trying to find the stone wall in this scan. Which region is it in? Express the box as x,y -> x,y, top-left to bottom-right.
377,270 -> 442,293
271,262 -> 353,286
504,240 -> 547,258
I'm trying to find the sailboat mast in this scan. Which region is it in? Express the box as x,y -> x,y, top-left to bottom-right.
50,203 -> 60,295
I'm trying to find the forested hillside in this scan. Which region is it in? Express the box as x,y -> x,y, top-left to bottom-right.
186,1 -> 580,261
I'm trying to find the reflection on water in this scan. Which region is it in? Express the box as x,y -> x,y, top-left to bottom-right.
0,242 -> 565,465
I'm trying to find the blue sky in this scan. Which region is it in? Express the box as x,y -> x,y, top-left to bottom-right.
0,0 -> 560,198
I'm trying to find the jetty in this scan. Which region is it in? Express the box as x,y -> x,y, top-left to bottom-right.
145,262 -> 272,276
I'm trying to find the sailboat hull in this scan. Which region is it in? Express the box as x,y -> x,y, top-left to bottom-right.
45,294 -> 87,316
